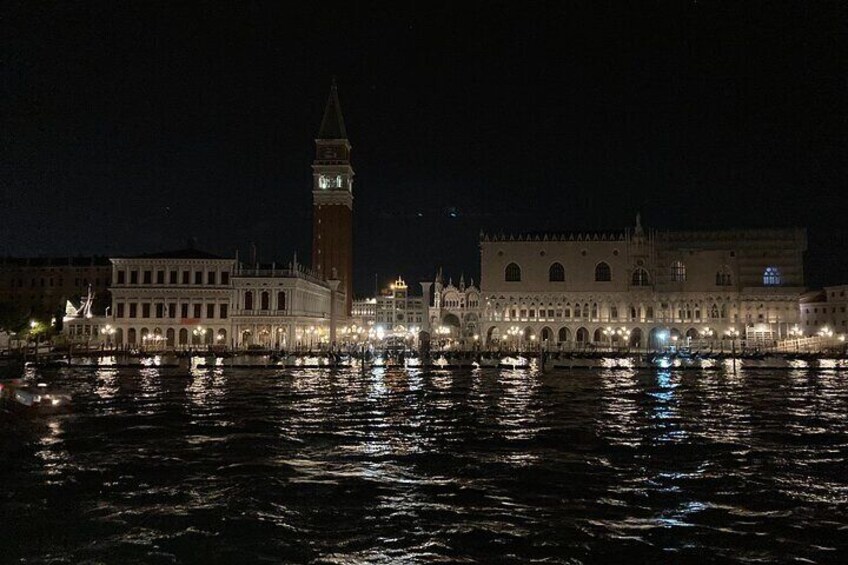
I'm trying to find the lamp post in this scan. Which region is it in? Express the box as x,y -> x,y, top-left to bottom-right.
193,325 -> 209,350
100,324 -> 116,349
306,326 -> 316,351
818,326 -> 834,354
788,325 -> 803,352
701,327 -> 714,351
602,326 -> 614,352
725,327 -> 740,372
507,325 -> 520,352
616,327 -> 631,353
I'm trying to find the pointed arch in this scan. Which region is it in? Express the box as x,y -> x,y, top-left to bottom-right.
548,262 -> 565,282
631,268 -> 650,286
505,263 -> 521,282
763,266 -> 781,286
671,260 -> 687,282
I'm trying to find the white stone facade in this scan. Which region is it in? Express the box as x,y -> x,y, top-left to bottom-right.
800,285 -> 848,335
479,221 -> 807,349
82,250 -> 345,350
428,272 -> 482,345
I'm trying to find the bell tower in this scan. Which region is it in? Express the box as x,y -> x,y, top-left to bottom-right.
312,80 -> 354,315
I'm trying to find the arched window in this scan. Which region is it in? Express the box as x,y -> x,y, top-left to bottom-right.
716,266 -> 732,286
260,291 -> 270,310
631,268 -> 650,286
711,304 -> 719,318
763,267 -> 781,286
505,263 -> 521,282
594,262 -> 611,282
671,260 -> 687,282
277,291 -> 286,311
244,291 -> 253,311
549,262 -> 565,282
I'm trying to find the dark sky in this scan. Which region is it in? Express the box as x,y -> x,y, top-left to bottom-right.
3,1 -> 846,295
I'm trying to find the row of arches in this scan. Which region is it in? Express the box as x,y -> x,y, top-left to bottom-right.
243,290 -> 286,312
485,325 -> 716,349
112,327 -> 228,347
504,262 -> 781,287
506,262 -> 613,282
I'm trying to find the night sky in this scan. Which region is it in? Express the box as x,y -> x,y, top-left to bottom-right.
3,2 -> 846,295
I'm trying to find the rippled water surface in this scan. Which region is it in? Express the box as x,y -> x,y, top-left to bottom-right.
2,365 -> 848,563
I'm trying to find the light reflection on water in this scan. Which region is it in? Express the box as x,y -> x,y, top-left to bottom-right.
1,365 -> 847,563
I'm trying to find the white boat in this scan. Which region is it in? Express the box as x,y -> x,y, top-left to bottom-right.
499,355 -> 530,369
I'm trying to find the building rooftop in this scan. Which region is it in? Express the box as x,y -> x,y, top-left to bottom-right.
130,248 -> 229,260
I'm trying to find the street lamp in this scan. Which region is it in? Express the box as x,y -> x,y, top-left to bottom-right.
724,327 -> 740,355
193,325 -> 209,349
602,326 -> 614,352
100,324 -> 116,347
616,327 -> 631,352
506,325 -> 521,352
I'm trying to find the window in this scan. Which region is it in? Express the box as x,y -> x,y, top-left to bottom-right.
671,261 -> 686,282
277,291 -> 286,311
208,271 -> 216,285
168,303 -> 176,318
610,306 -> 618,320
505,263 -> 521,282
130,270 -> 138,284
116,303 -> 125,318
181,304 -> 189,319
117,271 -> 126,284
261,291 -> 270,310
129,303 -> 137,318
143,270 -> 152,284
716,266 -> 732,286
194,271 -> 203,285
549,263 -> 565,282
142,303 -> 150,318
169,270 -> 178,284
763,267 -> 781,286
155,304 -> 164,318
156,271 -> 165,284
221,271 -> 230,285
594,262 -> 611,282
631,268 -> 650,286
244,291 -> 253,310
219,304 -> 228,319
207,304 -> 215,319
182,271 -> 189,284
193,304 -> 202,319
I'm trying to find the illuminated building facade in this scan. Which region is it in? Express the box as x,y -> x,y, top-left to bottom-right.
75,249 -> 344,350
428,270 -> 482,345
799,285 -> 848,334
231,257 -> 344,350
106,249 -> 236,348
479,218 -> 807,349
374,277 -> 427,334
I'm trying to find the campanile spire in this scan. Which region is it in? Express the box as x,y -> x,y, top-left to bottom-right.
312,80 -> 354,315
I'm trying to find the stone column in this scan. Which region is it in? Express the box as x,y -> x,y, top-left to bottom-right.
420,282 -> 433,333
327,279 -> 341,348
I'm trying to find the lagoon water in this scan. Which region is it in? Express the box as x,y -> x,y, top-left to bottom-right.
1,365 -> 847,563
